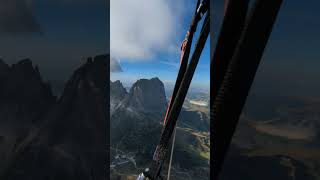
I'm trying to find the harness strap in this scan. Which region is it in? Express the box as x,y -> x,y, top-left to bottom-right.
147,12 -> 210,180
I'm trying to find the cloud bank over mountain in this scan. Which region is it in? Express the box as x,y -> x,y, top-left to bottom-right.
110,0 -> 187,61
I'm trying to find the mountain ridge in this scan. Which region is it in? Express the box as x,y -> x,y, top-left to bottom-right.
0,55 -> 108,179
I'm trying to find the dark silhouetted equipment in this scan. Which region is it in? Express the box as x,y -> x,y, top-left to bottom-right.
137,0 -> 283,179
211,0 -> 283,179
137,0 -> 209,179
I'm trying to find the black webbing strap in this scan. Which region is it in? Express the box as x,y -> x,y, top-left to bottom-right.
163,0 -> 202,125
146,11 -> 210,180
211,0 -> 283,179
210,0 -> 249,108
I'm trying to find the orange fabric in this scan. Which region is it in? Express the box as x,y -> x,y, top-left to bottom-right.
163,98 -> 171,124
180,40 -> 188,65
164,32 -> 189,124
180,31 -> 189,65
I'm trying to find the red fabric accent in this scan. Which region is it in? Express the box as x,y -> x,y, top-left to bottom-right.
179,40 -> 188,65
163,98 -> 171,124
164,32 -> 189,124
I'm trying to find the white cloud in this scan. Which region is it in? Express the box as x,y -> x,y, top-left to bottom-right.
159,60 -> 179,69
110,56 -> 123,72
110,0 -> 188,61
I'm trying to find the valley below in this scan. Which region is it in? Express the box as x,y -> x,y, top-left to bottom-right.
219,94 -> 320,180
110,78 -> 210,180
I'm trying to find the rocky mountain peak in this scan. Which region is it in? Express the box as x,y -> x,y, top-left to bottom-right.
1,55 -> 108,180
127,77 -> 167,113
59,54 -> 107,106
0,58 -> 55,106
0,58 -> 56,178
12,58 -> 40,77
110,80 -> 127,99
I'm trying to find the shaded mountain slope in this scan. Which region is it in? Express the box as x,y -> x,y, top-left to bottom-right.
110,80 -> 127,114
0,59 -> 55,173
0,55 -> 108,180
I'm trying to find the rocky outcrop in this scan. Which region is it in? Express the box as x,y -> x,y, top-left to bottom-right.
110,80 -> 127,114
124,78 -> 167,113
110,80 -> 127,100
110,78 -> 166,154
0,55 -> 108,180
0,58 -> 54,107
0,59 -> 55,173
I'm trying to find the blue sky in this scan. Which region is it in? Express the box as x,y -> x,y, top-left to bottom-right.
110,0 -> 210,92
113,34 -> 210,92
